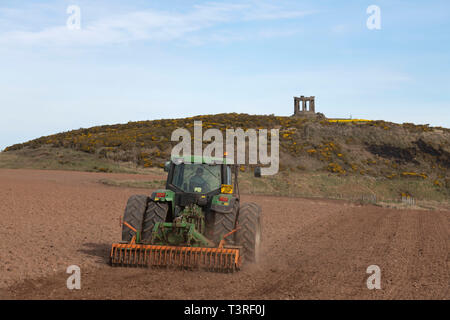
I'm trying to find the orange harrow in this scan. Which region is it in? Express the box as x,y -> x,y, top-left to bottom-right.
110,243 -> 241,272
112,213 -> 242,272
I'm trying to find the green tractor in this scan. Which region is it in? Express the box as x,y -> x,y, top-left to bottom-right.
110,155 -> 262,272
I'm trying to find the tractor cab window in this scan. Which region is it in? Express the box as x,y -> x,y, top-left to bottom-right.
171,163 -> 221,193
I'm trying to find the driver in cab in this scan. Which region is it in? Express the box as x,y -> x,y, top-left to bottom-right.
189,167 -> 209,193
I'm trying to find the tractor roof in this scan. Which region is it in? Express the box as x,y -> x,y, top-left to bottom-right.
170,155 -> 230,165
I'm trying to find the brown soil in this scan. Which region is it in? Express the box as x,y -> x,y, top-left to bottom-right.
0,169 -> 448,300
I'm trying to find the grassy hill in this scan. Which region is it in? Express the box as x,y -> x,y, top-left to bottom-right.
1,113 -> 449,206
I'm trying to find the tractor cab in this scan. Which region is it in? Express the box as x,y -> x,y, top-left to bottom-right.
165,156 -> 232,195
161,156 -> 235,220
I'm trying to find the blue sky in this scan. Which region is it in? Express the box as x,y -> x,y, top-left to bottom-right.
0,0 -> 449,150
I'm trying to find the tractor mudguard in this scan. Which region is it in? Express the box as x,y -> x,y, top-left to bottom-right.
210,194 -> 238,214
150,189 -> 175,202
151,189 -> 175,215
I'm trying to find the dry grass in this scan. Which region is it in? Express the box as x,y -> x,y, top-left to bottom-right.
98,178 -> 166,189
0,146 -> 158,174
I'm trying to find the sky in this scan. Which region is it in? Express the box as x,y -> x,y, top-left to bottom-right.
0,0 -> 449,150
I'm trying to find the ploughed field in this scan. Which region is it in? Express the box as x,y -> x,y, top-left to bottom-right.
0,169 -> 448,299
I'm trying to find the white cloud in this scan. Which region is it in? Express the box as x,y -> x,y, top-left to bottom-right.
331,24 -> 347,34
0,1 -> 314,46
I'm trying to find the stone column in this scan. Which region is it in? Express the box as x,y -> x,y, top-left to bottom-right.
294,97 -> 299,114
310,97 -> 315,113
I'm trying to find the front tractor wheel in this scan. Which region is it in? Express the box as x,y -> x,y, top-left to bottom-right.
235,203 -> 262,264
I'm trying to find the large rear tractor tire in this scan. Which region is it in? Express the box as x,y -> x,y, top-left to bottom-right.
209,202 -> 239,245
121,195 -> 149,242
235,202 -> 262,264
141,201 -> 168,243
